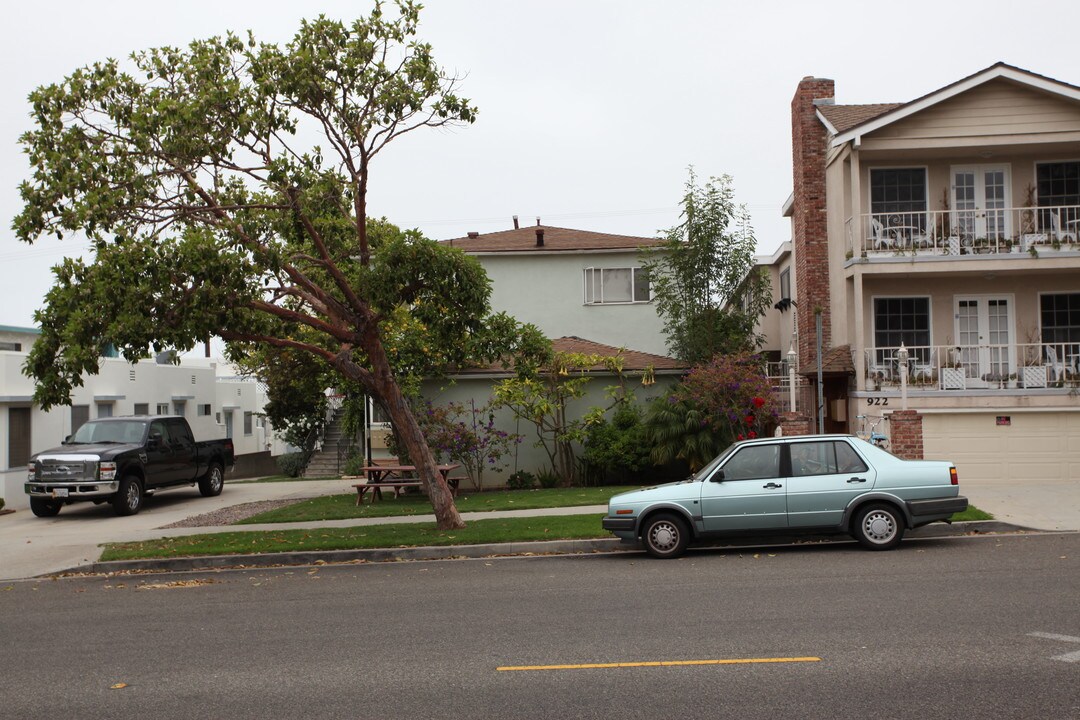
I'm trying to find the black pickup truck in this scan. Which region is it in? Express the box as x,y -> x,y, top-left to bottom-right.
25,415 -> 235,517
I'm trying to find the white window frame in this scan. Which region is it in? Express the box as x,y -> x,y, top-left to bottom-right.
583,267 -> 650,305
870,294 -> 934,364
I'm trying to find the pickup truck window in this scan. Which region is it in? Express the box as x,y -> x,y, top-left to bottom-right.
167,419 -> 194,446
149,420 -> 170,445
70,420 -> 147,444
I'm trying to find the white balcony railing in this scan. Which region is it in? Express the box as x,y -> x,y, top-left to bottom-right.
848,205 -> 1080,258
862,343 -> 1080,392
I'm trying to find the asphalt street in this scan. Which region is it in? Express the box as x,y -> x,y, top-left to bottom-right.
2,532 -> 1077,719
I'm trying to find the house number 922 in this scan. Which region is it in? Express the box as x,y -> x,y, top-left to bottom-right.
866,397 -> 889,406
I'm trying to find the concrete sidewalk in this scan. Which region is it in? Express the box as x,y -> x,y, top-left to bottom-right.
0,478 -> 348,582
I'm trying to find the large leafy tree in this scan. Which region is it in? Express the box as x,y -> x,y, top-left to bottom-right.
640,170 -> 772,365
13,2 -> 497,530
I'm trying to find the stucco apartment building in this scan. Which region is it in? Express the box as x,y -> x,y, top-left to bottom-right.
1,325 -> 282,509
769,62 -> 1080,483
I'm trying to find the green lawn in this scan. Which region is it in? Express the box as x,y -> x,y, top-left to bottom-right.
950,505 -> 993,522
237,486 -> 637,524
101,514 -> 608,561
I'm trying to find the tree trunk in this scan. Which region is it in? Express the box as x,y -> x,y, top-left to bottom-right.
351,339 -> 465,531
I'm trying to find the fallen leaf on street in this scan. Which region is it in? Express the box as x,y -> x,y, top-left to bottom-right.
110,683 -> 128,690
135,579 -> 215,591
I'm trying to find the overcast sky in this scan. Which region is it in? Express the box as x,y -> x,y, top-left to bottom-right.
4,0 -> 1079,330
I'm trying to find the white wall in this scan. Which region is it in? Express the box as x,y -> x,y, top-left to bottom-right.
1,352 -> 276,510
476,250 -> 668,356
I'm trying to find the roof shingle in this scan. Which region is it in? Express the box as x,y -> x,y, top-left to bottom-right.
442,225 -> 663,253
817,103 -> 902,133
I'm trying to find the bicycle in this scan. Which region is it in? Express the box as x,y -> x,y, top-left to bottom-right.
855,414 -> 889,449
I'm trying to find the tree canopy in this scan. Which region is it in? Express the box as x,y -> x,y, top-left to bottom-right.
13,1 -> 504,529
640,170 -> 771,365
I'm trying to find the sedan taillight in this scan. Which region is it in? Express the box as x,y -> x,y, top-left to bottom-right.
950,467 -> 959,486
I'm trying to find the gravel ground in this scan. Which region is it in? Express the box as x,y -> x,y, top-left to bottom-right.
160,499 -> 302,529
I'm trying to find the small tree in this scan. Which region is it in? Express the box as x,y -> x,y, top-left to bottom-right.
493,349 -> 630,485
641,170 -> 772,365
14,3 -> 500,530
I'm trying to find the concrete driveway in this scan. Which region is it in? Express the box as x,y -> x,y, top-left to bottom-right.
962,476 -> 1080,532
0,478 -> 346,581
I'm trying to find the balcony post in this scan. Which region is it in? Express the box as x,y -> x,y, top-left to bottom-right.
898,342 -> 909,410
787,343 -> 797,413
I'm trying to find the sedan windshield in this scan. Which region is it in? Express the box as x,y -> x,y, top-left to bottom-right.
70,421 -> 147,445
691,443 -> 738,481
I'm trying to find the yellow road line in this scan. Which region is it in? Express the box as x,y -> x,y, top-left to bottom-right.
497,657 -> 821,672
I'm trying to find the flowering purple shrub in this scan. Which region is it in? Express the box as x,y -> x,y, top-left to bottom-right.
676,352 -> 778,442
395,399 -> 521,491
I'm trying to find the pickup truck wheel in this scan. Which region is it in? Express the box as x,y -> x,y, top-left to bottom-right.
641,513 -> 690,559
853,503 -> 905,550
199,463 -> 224,497
30,497 -> 62,517
113,476 -> 144,516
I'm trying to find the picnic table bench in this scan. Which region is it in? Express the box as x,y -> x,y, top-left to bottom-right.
347,464 -> 462,505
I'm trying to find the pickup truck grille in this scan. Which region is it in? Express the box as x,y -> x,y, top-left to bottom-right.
37,459 -> 97,482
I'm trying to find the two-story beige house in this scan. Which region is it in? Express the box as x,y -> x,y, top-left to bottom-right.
780,62 -> 1080,483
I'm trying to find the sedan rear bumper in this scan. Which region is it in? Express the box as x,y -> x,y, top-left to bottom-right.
907,496 -> 968,518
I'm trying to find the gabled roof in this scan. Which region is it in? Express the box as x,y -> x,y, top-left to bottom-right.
816,103 -> 903,134
800,344 -> 854,377
442,225 -> 663,253
825,62 -> 1080,147
450,336 -> 685,377
550,336 -> 685,371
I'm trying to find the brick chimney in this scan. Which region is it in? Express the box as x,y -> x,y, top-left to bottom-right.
791,76 -> 835,368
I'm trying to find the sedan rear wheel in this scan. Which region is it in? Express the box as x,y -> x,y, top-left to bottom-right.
641,513 -> 690,559
853,503 -> 905,550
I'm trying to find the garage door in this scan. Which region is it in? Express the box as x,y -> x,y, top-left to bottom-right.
923,412 -> 1080,484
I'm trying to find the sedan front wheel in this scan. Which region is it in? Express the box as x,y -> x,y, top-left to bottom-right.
641,513 -> 690,559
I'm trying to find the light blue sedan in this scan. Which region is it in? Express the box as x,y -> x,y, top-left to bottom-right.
602,435 -> 967,558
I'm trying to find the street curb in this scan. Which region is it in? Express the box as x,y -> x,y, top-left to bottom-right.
56,519 -> 1041,578
72,538 -> 633,576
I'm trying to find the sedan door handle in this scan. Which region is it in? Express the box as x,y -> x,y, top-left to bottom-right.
763,482 -> 783,489
847,477 -> 867,484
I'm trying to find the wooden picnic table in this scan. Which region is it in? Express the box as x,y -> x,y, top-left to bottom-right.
351,464 -> 461,505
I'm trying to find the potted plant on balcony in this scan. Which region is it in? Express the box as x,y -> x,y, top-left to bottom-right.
1019,327 -> 1048,388
1006,373 -> 1018,389
940,348 -> 966,390
1019,184 -> 1046,252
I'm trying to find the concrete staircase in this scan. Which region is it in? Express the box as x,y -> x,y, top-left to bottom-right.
303,410 -> 354,478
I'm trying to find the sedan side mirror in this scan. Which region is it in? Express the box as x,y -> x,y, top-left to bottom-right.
710,469 -> 725,483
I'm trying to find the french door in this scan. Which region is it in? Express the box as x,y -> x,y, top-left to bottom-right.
955,296 -> 1015,384
952,166 -> 1011,242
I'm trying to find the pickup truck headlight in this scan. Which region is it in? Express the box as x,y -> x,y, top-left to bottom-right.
99,462 -> 117,481
27,462 -> 36,481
